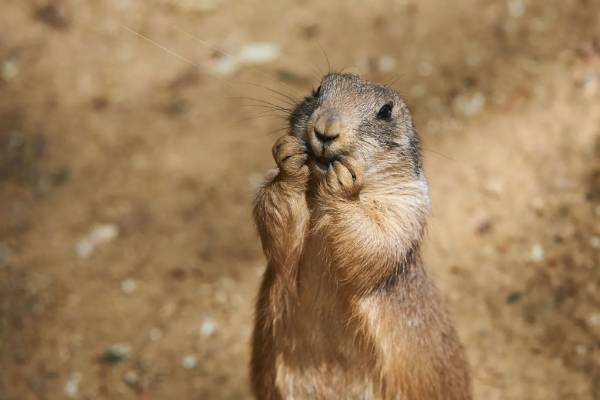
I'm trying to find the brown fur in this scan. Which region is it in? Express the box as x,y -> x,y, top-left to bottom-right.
251,74 -> 471,399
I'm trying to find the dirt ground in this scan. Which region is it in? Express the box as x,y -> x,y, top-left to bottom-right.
0,0 -> 599,399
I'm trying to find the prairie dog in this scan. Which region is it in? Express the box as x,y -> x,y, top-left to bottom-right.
251,73 -> 471,399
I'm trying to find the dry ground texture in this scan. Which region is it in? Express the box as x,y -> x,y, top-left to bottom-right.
1,0 -> 600,399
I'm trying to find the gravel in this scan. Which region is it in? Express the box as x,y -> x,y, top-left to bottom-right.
453,92 -> 486,116
75,223 -> 119,258
64,373 -> 81,399
199,318 -> 216,337
120,278 -> 138,294
1,59 -> 18,82
181,354 -> 198,369
529,243 -> 545,262
101,344 -> 131,364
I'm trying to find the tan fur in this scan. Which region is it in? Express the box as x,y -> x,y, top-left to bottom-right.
251,75 -> 471,399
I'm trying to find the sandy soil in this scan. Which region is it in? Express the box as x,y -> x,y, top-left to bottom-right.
1,0 -> 599,399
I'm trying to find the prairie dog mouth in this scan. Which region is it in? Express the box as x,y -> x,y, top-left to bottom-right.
308,148 -> 344,173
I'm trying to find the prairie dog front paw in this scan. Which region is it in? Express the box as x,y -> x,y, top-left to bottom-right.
272,135 -> 309,181
324,157 -> 364,198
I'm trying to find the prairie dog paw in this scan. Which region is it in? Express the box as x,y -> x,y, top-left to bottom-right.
272,135 -> 309,179
324,157 -> 364,198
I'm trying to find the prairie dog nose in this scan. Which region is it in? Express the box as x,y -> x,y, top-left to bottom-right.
313,113 -> 343,143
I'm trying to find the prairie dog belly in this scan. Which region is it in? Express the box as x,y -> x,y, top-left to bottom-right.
273,238 -> 377,399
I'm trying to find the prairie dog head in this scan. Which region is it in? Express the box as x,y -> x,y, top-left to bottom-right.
289,73 -> 423,182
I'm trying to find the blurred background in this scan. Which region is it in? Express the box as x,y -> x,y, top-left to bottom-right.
1,0 -> 599,399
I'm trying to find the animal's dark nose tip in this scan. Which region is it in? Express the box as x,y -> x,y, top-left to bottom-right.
314,126 -> 339,143
313,113 -> 343,144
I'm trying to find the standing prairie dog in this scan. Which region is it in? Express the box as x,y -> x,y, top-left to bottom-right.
251,73 -> 471,399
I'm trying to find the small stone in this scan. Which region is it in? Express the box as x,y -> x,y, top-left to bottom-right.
1,59 -> 19,82
174,0 -> 220,12
199,318 -> 216,337
507,0 -> 525,18
529,244 -> 545,262
75,223 -> 119,258
75,240 -> 94,258
149,327 -> 163,341
453,92 -> 486,116
90,224 -> 119,242
482,180 -> 504,197
64,372 -> 81,399
181,354 -> 198,369
124,370 -> 140,387
210,55 -> 239,76
580,71 -> 598,97
378,56 -> 397,72
506,291 -> 523,304
34,3 -> 70,29
101,344 -> 130,364
300,24 -> 320,39
238,43 -> 280,65
590,236 -> 600,249
112,0 -> 131,10
120,278 -> 137,294
587,313 -> 600,327
476,220 -> 494,235
574,344 -> 587,356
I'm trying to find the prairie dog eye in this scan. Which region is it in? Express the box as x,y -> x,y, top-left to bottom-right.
312,85 -> 322,97
376,102 -> 394,121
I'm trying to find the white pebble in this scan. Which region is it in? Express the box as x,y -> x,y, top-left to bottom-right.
211,55 -> 239,76
64,373 -> 81,399
107,343 -> 131,358
508,0 -> 525,18
590,236 -> 600,249
124,370 -> 139,386
112,0 -> 131,10
90,224 -> 119,242
482,179 -> 504,196
1,60 -> 18,82
75,224 -> 119,258
587,313 -> 600,327
581,71 -> 598,98
75,240 -> 94,258
199,318 -> 216,337
181,354 -> 198,369
529,244 -> 545,262
453,92 -> 486,116
121,278 -> 137,294
175,0 -> 220,12
238,43 -> 280,65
